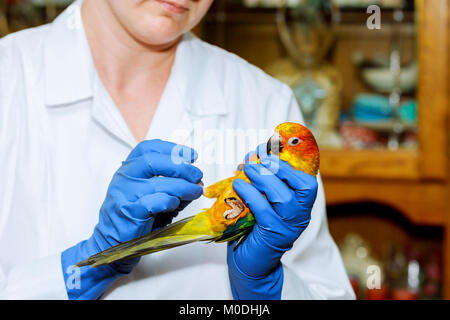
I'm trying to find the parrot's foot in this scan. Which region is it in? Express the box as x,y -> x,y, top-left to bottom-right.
223,197 -> 245,220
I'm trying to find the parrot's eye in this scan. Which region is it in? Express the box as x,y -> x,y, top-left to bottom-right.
288,137 -> 301,146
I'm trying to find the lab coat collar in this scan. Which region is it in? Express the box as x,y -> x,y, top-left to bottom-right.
44,1 -> 94,107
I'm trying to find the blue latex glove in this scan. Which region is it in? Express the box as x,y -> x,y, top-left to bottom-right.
228,144 -> 318,300
61,140 -> 203,300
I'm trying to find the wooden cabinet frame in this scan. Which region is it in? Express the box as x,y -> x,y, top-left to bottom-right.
322,0 -> 449,298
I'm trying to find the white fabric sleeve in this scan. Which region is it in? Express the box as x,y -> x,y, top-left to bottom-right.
279,175 -> 355,300
281,265 -> 315,299
0,254 -> 68,300
0,40 -> 68,300
265,85 -> 355,300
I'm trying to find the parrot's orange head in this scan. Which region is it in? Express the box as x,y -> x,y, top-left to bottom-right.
267,122 -> 320,176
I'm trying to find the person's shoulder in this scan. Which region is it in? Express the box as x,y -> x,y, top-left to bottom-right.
0,24 -> 49,47
0,25 -> 49,84
190,35 -> 293,99
0,25 -> 49,116
0,24 -> 49,67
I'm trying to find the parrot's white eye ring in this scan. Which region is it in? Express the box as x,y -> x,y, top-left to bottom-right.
288,137 -> 301,146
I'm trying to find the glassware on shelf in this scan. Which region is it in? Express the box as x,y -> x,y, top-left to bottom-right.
354,52 -> 417,95
387,10 -> 405,151
385,244 -> 424,300
351,6 -> 418,150
339,233 -> 384,298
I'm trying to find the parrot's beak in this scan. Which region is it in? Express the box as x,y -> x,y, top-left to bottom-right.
267,133 -> 283,155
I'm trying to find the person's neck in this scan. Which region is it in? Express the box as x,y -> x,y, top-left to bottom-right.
81,0 -> 181,142
81,0 -> 179,93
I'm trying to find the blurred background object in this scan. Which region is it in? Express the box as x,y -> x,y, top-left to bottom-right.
1,0 -> 449,300
0,0 -> 72,37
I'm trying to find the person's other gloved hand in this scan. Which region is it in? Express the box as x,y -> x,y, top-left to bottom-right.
227,144 -> 318,300
61,140 -> 203,300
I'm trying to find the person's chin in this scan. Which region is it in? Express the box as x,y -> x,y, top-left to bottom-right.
128,8 -> 186,46
135,25 -> 183,48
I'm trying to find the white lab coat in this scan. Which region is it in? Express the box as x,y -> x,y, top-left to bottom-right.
0,1 -> 354,300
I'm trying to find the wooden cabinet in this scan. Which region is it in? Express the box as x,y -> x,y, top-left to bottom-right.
323,0 -> 449,298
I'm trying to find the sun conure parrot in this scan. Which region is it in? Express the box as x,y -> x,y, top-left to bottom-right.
76,122 -> 320,268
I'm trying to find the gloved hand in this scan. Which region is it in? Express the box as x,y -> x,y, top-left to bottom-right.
61,140 -> 203,300
227,144 -> 318,299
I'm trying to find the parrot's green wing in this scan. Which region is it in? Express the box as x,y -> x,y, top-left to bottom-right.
76,212 -> 255,268
76,216 -> 216,268
215,212 -> 255,249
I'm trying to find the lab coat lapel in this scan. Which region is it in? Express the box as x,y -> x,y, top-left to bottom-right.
43,1 -> 93,107
91,74 -> 138,148
144,55 -> 193,145
176,33 -> 228,118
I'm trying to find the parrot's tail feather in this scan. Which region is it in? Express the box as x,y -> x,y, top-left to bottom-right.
75,216 -> 218,268
86,234 -> 217,268
76,216 -> 195,267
